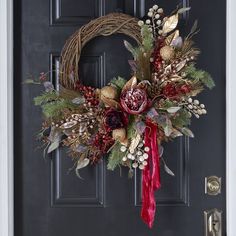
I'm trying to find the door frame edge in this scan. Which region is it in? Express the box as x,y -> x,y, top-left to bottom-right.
0,0 -> 234,235
0,0 -> 14,236
226,0 -> 236,235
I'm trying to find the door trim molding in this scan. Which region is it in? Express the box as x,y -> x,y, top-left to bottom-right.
0,0 -> 14,236
0,1 -> 235,235
226,0 -> 236,235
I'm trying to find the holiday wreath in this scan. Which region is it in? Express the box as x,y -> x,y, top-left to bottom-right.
27,4 -> 215,228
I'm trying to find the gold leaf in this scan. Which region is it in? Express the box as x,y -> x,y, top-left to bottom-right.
164,64 -> 172,74
101,95 -> 120,109
165,30 -> 179,45
60,120 -> 78,129
162,14 -> 179,34
129,134 -> 141,154
176,59 -> 187,72
170,75 -> 182,82
121,76 -> 137,93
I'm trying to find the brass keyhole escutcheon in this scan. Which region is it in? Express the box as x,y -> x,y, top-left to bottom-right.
204,209 -> 222,236
205,176 -> 221,195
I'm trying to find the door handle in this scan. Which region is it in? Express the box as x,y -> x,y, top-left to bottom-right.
204,209 -> 222,236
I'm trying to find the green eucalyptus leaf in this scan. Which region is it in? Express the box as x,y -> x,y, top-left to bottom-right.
167,106 -> 181,113
75,158 -> 90,179
181,127 -> 194,138
47,128 -> 62,153
47,140 -> 60,153
24,79 -> 40,84
162,158 -> 175,177
171,129 -> 183,138
177,7 -> 191,14
124,40 -> 137,59
72,97 -> 85,105
109,77 -> 127,90
164,118 -> 173,137
190,20 -> 198,35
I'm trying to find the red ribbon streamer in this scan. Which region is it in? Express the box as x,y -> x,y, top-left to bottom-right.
141,120 -> 161,228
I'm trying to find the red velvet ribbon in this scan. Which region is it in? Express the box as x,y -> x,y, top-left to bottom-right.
141,120 -> 161,228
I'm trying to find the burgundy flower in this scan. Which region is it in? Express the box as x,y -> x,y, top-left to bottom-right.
120,88 -> 148,114
104,108 -> 128,131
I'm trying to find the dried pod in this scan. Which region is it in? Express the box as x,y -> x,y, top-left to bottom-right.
101,86 -> 118,100
112,128 -> 126,142
160,46 -> 175,61
101,95 -> 120,108
120,138 -> 129,146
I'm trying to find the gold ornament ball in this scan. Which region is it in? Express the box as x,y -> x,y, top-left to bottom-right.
101,86 -> 118,100
112,128 -> 126,142
160,46 -> 175,61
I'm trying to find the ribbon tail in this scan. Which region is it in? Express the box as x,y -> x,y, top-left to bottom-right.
151,123 -> 161,191
141,121 -> 161,228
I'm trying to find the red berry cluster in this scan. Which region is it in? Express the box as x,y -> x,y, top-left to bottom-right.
93,131 -> 114,154
162,83 -> 191,99
75,82 -> 99,106
152,38 -> 165,72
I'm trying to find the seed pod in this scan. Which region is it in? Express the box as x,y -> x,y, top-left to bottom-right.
112,128 -> 126,142
101,86 -> 118,100
120,138 -> 129,146
160,45 -> 175,61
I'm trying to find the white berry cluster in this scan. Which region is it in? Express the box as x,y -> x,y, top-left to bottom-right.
185,97 -> 207,118
120,140 -> 149,170
137,5 -> 164,36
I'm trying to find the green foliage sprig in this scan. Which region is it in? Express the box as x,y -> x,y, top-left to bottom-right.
185,64 -> 215,89
34,91 -> 59,106
34,91 -> 77,119
107,142 -> 124,170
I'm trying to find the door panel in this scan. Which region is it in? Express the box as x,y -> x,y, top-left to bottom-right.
14,0 -> 226,235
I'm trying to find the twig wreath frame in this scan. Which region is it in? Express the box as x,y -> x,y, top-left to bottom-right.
60,13 -> 142,89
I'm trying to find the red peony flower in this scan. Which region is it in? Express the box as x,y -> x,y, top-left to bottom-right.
120,88 -> 148,114
104,108 -> 128,131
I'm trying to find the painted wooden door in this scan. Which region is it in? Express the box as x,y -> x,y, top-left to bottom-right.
14,0 -> 226,235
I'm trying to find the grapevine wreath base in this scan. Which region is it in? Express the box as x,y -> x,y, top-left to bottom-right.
28,4 -> 215,228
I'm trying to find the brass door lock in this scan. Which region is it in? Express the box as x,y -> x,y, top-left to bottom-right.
205,176 -> 221,195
